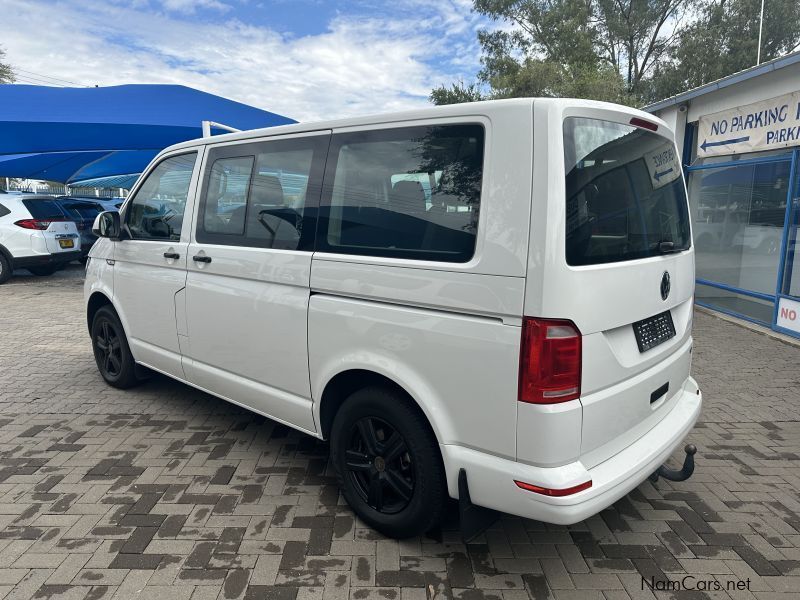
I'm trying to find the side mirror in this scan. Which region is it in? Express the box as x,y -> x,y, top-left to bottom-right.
92,211 -> 121,239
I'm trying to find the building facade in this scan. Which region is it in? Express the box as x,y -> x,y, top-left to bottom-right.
647,52 -> 800,338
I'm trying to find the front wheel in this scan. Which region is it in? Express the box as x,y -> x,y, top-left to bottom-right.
91,306 -> 142,389
330,386 -> 446,538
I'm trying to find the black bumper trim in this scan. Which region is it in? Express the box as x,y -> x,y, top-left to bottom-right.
13,251 -> 82,268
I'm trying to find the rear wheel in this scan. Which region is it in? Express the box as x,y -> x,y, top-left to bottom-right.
91,306 -> 142,389
0,254 -> 10,284
28,265 -> 58,276
330,386 -> 446,538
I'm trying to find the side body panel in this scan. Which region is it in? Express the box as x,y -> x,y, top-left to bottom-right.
112,149 -> 204,380
309,107 -> 533,461
181,131 -> 329,434
84,237 -> 115,307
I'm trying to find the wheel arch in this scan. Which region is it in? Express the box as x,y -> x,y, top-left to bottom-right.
0,242 -> 13,264
86,291 -> 114,333
316,368 -> 445,447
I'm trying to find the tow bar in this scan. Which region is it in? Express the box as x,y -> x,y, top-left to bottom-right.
649,444 -> 697,483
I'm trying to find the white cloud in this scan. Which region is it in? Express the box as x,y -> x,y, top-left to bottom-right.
159,0 -> 232,14
1,0 -> 485,122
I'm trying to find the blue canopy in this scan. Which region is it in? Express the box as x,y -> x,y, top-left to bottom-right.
0,84 -> 295,184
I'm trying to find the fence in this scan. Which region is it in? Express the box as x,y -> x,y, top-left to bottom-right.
2,182 -> 128,198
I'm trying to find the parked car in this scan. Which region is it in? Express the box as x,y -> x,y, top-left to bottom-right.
0,195 -> 81,283
53,197 -> 109,260
85,99 -> 702,538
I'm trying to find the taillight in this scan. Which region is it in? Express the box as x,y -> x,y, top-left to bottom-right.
518,317 -> 581,404
14,219 -> 63,230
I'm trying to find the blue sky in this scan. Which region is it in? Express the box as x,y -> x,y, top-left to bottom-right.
2,0 -> 492,121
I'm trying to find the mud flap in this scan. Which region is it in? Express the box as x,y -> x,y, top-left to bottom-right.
458,469 -> 500,542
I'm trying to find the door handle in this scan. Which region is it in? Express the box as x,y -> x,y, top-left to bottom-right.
163,252 -> 180,260
192,255 -> 212,263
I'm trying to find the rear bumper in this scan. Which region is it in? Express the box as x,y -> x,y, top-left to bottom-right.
13,251 -> 82,268
442,376 -> 702,524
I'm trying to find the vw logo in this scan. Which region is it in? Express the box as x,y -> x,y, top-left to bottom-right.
660,271 -> 671,301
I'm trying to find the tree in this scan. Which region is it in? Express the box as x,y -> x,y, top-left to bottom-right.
650,0 -> 800,100
0,46 -> 14,84
433,0 -> 800,107
471,0 -> 690,104
430,81 -> 485,105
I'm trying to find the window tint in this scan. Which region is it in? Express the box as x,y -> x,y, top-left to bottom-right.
564,117 -> 690,266
127,153 -> 197,241
204,156 -> 253,236
62,201 -> 102,221
0,202 -> 9,218
23,199 -> 67,220
320,124 -> 484,262
197,136 -> 326,250
247,148 -> 315,249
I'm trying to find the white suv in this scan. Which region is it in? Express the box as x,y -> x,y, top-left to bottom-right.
0,195 -> 81,283
85,99 -> 702,538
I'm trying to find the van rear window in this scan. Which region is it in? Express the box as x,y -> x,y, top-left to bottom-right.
563,117 -> 690,266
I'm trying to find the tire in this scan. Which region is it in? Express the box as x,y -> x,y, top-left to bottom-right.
0,253 -> 11,284
330,386 -> 446,538
28,265 -> 58,276
91,305 -> 142,389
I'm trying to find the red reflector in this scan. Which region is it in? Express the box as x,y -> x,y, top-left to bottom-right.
514,479 -> 592,497
629,117 -> 658,131
518,318 -> 581,404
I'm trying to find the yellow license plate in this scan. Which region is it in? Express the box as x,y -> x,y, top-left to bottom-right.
59,239 -> 74,249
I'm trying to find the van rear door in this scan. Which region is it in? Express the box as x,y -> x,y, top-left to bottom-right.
531,108 -> 695,469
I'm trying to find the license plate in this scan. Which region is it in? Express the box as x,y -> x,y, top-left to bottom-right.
632,311 -> 676,353
58,239 -> 74,249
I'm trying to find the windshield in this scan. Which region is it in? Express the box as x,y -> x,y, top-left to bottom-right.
563,117 -> 690,266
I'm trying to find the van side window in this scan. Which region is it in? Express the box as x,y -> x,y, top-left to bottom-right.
203,156 -> 253,236
126,153 -> 197,241
0,202 -> 10,218
319,124 -> 484,262
197,136 -> 327,250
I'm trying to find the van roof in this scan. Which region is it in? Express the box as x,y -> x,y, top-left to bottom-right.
164,97 -> 667,154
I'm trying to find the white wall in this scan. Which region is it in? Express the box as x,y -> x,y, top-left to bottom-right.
652,62 -> 800,160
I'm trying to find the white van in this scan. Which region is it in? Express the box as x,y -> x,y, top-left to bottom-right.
85,99 -> 701,538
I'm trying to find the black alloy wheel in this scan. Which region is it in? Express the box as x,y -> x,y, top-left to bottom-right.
330,386 -> 446,538
95,318 -> 123,378
345,416 -> 415,514
91,305 -> 142,389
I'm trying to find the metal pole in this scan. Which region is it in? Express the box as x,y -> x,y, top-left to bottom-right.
757,0 -> 765,65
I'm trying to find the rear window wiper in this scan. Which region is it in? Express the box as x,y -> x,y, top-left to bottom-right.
655,240 -> 681,254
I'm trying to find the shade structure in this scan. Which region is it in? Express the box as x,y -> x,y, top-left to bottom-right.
0,84 -> 296,184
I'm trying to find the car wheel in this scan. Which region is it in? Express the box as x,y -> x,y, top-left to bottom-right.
0,254 -> 11,284
91,305 -> 142,389
330,386 -> 446,538
28,265 -> 58,276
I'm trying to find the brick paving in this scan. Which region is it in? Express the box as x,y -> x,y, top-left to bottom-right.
0,265 -> 799,599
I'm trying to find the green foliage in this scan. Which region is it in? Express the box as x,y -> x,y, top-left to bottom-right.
0,47 -> 14,84
471,0 -> 689,105
433,0 -> 800,107
651,0 -> 800,100
429,81 -> 486,105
